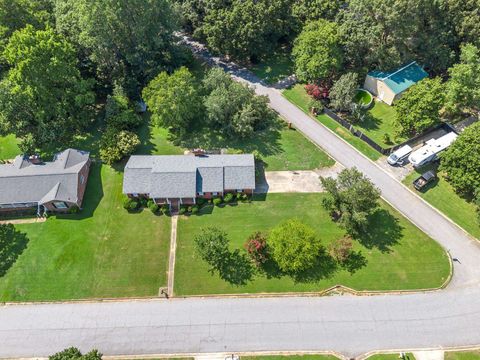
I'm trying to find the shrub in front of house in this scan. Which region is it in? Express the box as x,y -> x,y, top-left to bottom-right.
148,201 -> 159,214
223,193 -> 234,203
123,197 -> 135,210
69,205 -> 80,214
179,206 -> 187,215
191,205 -> 199,214
197,198 -> 207,207
161,205 -> 169,215
213,197 -> 223,206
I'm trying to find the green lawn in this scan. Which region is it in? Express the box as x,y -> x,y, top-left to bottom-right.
0,163 -> 171,301
175,193 -> 450,295
243,355 -> 338,360
445,350 -> 480,360
0,134 -> 20,160
403,164 -> 480,240
367,354 -> 415,360
357,100 -> 405,148
282,85 -> 382,161
248,49 -> 295,85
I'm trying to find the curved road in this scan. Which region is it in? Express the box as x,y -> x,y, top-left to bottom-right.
1,40 -> 480,359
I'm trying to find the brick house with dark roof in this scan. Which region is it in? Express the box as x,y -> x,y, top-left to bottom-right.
123,154 -> 256,211
0,149 -> 91,216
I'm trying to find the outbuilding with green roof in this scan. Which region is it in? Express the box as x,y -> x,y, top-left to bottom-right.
363,61 -> 428,105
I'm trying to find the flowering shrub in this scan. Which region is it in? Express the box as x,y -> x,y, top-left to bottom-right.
244,231 -> 268,265
305,83 -> 329,100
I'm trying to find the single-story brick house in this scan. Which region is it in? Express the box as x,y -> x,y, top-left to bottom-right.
0,149 -> 91,215
363,61 -> 428,105
123,154 -> 256,210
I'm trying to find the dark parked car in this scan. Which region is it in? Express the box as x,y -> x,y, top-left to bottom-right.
413,170 -> 437,190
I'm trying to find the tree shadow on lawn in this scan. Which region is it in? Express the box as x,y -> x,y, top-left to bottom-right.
56,162 -> 104,220
169,120 -> 284,158
0,224 -> 29,277
356,208 -> 403,253
216,250 -> 255,286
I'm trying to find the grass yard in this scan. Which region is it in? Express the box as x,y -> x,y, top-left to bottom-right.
283,85 -> 382,160
174,193 -> 450,296
243,355 -> 339,360
0,163 -> 171,301
367,354 -> 415,360
0,134 -> 20,160
445,350 -> 480,360
357,101 -> 405,148
403,165 -> 480,240
248,49 -> 295,85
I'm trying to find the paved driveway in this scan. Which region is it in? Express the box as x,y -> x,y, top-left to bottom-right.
256,164 -> 344,193
1,36 -> 480,360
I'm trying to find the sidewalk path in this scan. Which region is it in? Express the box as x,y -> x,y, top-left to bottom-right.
167,215 -> 178,297
0,217 -> 45,225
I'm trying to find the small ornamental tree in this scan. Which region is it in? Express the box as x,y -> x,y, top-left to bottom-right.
320,168 -> 381,237
268,219 -> 322,273
305,83 -> 329,100
244,231 -> 268,266
194,227 -> 230,274
329,72 -> 358,112
328,236 -> 353,263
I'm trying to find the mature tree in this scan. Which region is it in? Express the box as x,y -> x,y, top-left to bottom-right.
202,0 -> 293,62
0,26 -> 95,152
395,77 -> 444,137
440,122 -> 480,198
0,224 -> 28,276
445,0 -> 480,48
292,0 -> 344,23
321,168 -> 381,237
99,129 -> 140,165
268,219 -> 322,273
49,347 -> 102,360
194,227 -> 231,273
105,85 -> 142,131
143,67 -> 202,136
445,44 -> 480,114
329,72 -> 358,112
292,19 -> 343,83
0,0 -> 53,54
337,0 -> 457,73
202,68 -> 275,137
54,0 -> 178,93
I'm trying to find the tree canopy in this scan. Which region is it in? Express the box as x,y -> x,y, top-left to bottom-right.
321,168 -> 381,237
445,44 -> 480,114
142,66 -> 202,136
395,77 -> 445,137
440,122 -> 480,198
329,72 -> 358,112
292,19 -> 343,83
0,25 -> 95,152
54,0 -> 179,94
49,347 -> 102,360
268,218 -> 322,273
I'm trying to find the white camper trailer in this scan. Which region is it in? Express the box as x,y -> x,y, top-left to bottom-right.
408,132 -> 458,168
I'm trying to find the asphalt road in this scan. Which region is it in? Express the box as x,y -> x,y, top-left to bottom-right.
1,38 -> 480,359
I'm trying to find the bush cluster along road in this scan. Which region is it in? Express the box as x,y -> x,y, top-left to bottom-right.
1,38 -> 480,359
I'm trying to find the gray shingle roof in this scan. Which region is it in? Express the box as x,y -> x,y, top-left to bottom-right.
123,154 -> 255,198
0,149 -> 89,205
